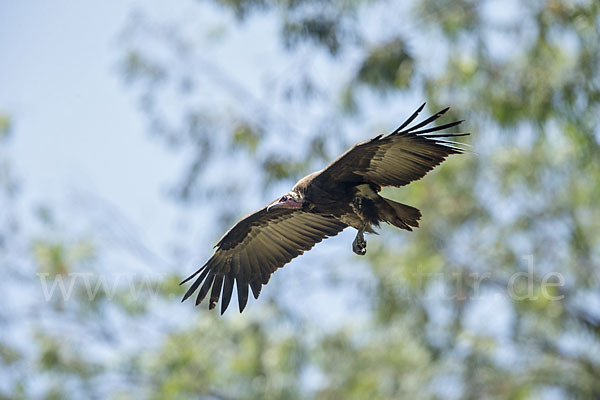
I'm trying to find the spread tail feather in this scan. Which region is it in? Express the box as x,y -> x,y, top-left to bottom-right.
379,198 -> 421,231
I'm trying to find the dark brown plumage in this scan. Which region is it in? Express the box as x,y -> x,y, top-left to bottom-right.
181,103 -> 469,313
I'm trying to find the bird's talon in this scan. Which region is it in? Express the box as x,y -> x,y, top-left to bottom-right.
352,237 -> 367,255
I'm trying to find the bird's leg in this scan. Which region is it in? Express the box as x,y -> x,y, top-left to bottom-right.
352,224 -> 367,255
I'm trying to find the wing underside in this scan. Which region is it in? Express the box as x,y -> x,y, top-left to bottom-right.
315,103 -> 469,189
181,207 -> 347,314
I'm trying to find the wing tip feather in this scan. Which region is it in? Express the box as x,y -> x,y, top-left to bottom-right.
179,264 -> 207,285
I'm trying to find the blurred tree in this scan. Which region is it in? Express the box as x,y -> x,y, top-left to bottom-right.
3,0 -> 600,398
114,0 -> 600,398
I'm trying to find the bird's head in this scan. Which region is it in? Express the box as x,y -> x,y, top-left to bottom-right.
267,191 -> 303,212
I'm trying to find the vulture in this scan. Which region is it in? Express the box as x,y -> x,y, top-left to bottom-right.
181,103 -> 469,314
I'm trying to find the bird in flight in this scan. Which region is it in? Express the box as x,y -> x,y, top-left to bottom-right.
181,103 -> 469,314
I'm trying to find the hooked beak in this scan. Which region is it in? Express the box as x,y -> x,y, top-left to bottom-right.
267,198 -> 303,212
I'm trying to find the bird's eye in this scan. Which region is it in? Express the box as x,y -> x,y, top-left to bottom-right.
280,195 -> 288,202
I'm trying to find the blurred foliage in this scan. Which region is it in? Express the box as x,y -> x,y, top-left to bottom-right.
124,314 -> 310,400
0,112 -> 18,255
0,113 -> 12,140
233,122 -> 262,154
3,0 -> 600,399
356,38 -> 414,91
33,239 -> 95,277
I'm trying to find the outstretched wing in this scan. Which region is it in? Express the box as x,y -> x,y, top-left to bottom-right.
313,103 -> 469,190
180,205 -> 347,314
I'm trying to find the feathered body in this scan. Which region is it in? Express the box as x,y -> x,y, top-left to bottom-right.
181,104 -> 469,314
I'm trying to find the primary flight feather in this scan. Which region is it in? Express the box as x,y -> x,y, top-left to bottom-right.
181,103 -> 469,313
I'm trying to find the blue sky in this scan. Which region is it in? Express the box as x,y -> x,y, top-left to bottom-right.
0,1 -> 191,255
